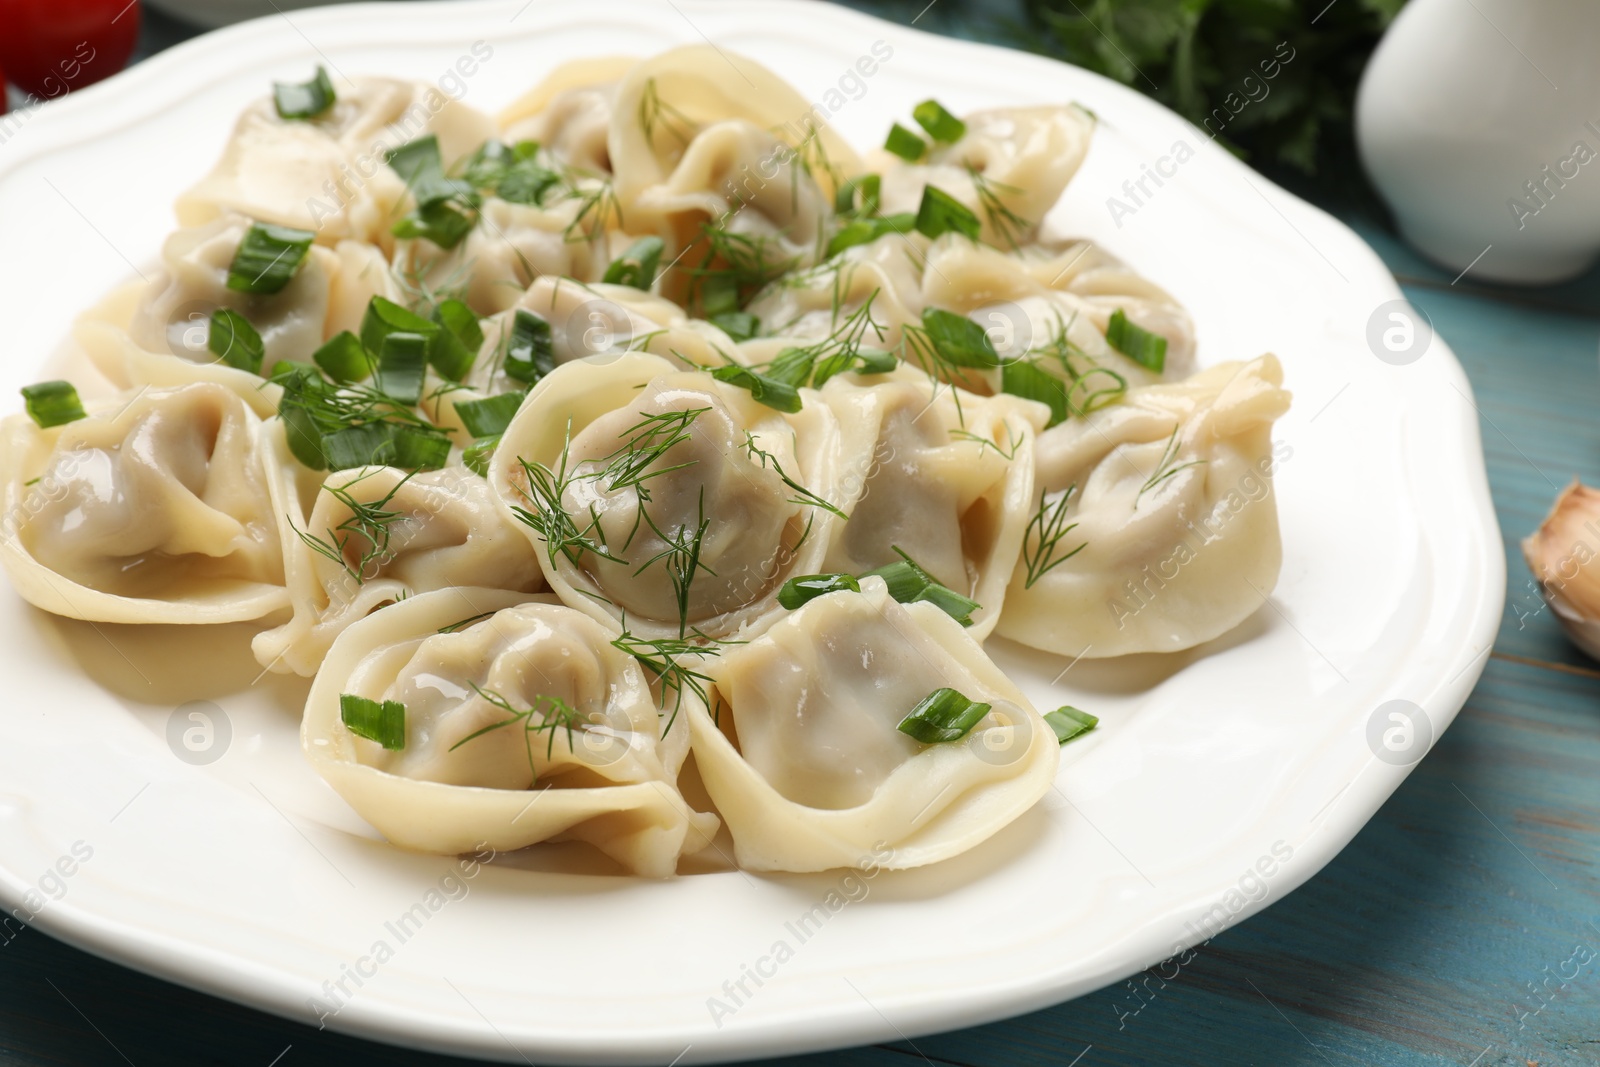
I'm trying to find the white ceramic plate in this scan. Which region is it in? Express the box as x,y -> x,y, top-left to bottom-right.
0,2 -> 1502,1063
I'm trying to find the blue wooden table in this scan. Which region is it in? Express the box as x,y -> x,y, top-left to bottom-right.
4,4 -> 1598,1065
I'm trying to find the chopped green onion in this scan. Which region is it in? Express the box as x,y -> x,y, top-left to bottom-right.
777,573 -> 860,610
710,311 -> 759,342
274,368 -> 328,469
454,391 -> 525,438
495,158 -> 561,205
340,694 -> 406,749
226,223 -> 314,295
863,547 -> 982,626
21,381 -> 86,428
897,687 -> 991,744
912,99 -> 966,144
921,307 -> 1000,368
602,236 -> 665,290
392,198 -> 477,249
311,330 -> 370,383
1105,309 -> 1167,373
386,135 -> 480,249
502,309 -> 554,385
710,364 -> 802,414
835,173 -> 882,216
375,332 -> 428,404
1001,358 -> 1069,428
430,298 -> 482,381
207,309 -> 264,374
915,184 -> 980,241
826,212 -> 917,259
458,139 -> 559,205
812,346 -> 896,387
273,67 -> 335,120
321,423 -> 450,471
360,297 -> 439,364
463,434 -> 501,477
1044,705 -> 1099,745
884,122 -> 926,162
700,275 -> 740,319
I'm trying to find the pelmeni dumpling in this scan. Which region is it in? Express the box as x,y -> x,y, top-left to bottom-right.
691,576 -> 1059,872
178,76 -> 494,245
744,233 -> 926,349
872,105 -> 1095,249
607,46 -> 861,208
488,352 -> 843,641
303,587 -> 719,877
499,56 -> 637,173
820,374 -> 1045,639
997,356 -> 1291,658
0,382 -> 288,623
922,237 -> 1197,384
254,455 -> 545,676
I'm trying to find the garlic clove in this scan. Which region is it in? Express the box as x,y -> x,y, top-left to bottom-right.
1522,479 -> 1600,660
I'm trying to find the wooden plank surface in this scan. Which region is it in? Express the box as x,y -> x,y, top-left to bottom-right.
4,5 -> 1599,1066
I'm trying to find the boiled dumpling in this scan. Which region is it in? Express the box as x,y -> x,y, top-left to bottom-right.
691,576 -> 1059,872
997,355 -> 1291,658
254,450 -> 545,676
488,352 -> 844,640
177,76 -> 494,245
743,232 -> 926,350
872,105 -> 1095,249
0,381 -> 288,623
820,373 -> 1045,639
499,56 -> 637,173
302,587 -> 719,877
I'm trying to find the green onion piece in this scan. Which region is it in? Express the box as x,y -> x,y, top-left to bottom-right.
430,298 -> 483,381
884,122 -> 926,162
321,424 -> 450,471
1001,358 -> 1069,428
340,693 -> 406,750
710,364 -> 802,414
463,434 -> 501,477
457,139 -> 512,187
1105,309 -> 1167,373
700,274 -> 740,319
458,139 -> 559,205
226,223 -> 315,295
207,309 -> 264,374
602,236 -> 665,290
915,184 -> 981,241
826,212 -> 916,259
897,687 -> 991,744
21,381 -> 86,428
777,573 -> 860,610
912,99 -> 967,144
503,309 -> 554,385
392,198 -> 477,249
863,548 -> 982,626
385,135 -> 447,194
375,332 -> 428,404
1044,705 -> 1099,745
360,297 -> 439,364
835,173 -> 882,216
454,391 -> 525,438
311,330 -> 370,383
273,367 -> 328,469
922,307 -> 1000,368
709,311 -> 759,342
811,346 -> 898,388
273,66 -> 335,120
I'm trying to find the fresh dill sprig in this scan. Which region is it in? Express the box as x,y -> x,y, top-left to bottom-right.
758,293 -> 892,389
685,221 -> 801,317
437,610 -> 495,634
965,164 -> 1031,250
741,431 -> 846,519
507,422 -> 622,568
1023,485 -> 1087,589
1137,425 -> 1206,504
634,487 -> 715,638
594,406 -> 710,498
950,424 -> 1023,461
610,627 -> 725,739
448,684 -> 585,782
292,469 -> 416,584
556,172 -> 623,245
638,77 -> 696,148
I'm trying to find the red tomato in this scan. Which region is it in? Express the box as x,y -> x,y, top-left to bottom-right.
0,0 -> 141,100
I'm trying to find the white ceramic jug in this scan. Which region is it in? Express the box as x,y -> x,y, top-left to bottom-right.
1356,0 -> 1600,284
